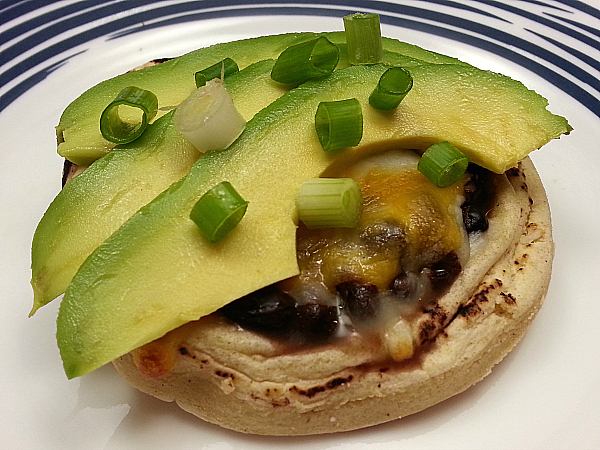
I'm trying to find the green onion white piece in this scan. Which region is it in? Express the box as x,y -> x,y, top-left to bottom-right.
190,181 -> 249,243
99,86 -> 158,144
174,79 -> 246,152
271,37 -> 339,84
296,178 -> 362,228
343,13 -> 384,65
369,67 -> 413,110
315,98 -> 363,151
418,141 -> 469,188
195,57 -> 239,88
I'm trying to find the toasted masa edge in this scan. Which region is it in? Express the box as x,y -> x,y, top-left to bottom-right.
111,157 -> 553,435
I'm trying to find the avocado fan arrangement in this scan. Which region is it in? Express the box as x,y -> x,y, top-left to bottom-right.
30,13 -> 569,387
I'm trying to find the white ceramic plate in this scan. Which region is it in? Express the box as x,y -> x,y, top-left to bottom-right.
2,1 -> 599,448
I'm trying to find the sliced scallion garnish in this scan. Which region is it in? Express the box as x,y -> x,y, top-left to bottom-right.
174,79 -> 246,152
297,178 -> 362,228
271,37 -> 339,84
190,181 -> 249,243
369,67 -> 413,110
418,141 -> 469,188
195,57 -> 239,88
99,86 -> 158,144
315,98 -> 363,152
343,13 -> 384,65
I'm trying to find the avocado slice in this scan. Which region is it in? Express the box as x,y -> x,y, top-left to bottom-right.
57,62 -> 569,378
31,59 -> 287,315
57,32 -> 465,165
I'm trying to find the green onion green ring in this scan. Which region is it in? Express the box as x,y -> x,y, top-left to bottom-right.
315,98 -> 363,152
195,57 -> 239,88
369,67 -> 413,110
271,37 -> 339,84
99,86 -> 158,144
418,141 -> 469,188
343,13 -> 384,65
297,178 -> 362,228
190,181 -> 249,243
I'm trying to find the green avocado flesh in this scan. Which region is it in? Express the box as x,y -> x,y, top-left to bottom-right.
56,62 -> 569,379
30,60 -> 290,315
57,32 -> 463,166
33,35 -> 469,315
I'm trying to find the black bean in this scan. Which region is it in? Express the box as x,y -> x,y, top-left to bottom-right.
336,280 -> 379,322
296,303 -> 339,340
429,252 -> 462,292
462,166 -> 493,234
462,206 -> 489,233
220,286 -> 297,332
390,271 -> 417,300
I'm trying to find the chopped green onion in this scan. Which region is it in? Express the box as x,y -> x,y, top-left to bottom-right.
174,79 -> 246,152
99,86 -> 158,144
297,178 -> 362,228
343,13 -> 384,65
195,57 -> 239,88
190,181 -> 249,243
271,37 -> 339,84
418,141 -> 469,188
315,98 -> 363,151
369,67 -> 413,110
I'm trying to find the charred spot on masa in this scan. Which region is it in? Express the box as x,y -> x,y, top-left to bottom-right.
271,398 -> 290,407
423,304 -> 448,319
419,305 -> 448,343
458,302 -> 482,317
290,385 -> 326,398
458,285 -> 494,318
379,367 -> 390,373
215,370 -> 234,379
529,197 -> 534,205
419,320 -> 438,343
500,292 -> 517,305
178,347 -> 188,355
327,376 -> 353,389
290,376 -> 353,398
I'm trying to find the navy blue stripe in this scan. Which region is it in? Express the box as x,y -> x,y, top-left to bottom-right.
529,28 -> 600,74
0,0 -> 97,26
551,0 -> 600,20
0,2 -> 97,50
473,0 -> 600,50
546,12 -> 600,40
0,0 -> 509,68
0,51 -> 85,113
509,0 -> 571,13
1,1 -> 599,118
0,1 -> 37,24
0,1 -> 155,61
0,1 -> 131,66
